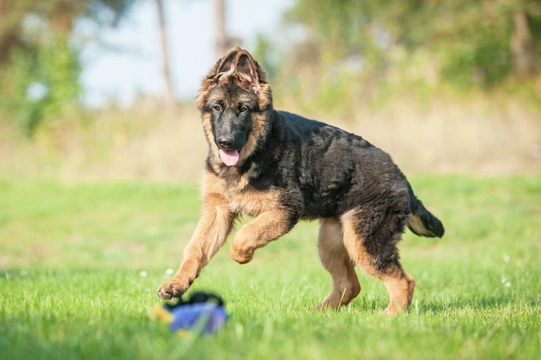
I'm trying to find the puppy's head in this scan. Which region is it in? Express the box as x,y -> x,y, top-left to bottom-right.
197,48 -> 272,167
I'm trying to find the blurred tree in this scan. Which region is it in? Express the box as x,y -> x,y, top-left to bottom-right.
279,0 -> 541,108
0,0 -> 136,135
155,0 -> 176,112
212,0 -> 242,60
214,0 -> 227,60
511,9 -> 538,77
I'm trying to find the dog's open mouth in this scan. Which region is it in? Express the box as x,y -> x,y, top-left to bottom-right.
219,149 -> 240,166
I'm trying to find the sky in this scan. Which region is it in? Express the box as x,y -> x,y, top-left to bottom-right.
78,0 -> 294,107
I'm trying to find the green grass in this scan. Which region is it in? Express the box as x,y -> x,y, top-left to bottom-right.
0,175 -> 540,359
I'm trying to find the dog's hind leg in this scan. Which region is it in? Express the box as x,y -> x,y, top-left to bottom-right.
340,210 -> 415,314
315,218 -> 361,310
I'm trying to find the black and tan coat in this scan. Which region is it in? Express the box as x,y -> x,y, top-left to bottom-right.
158,48 -> 444,314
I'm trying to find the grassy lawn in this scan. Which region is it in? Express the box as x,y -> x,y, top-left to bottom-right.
0,175 -> 540,359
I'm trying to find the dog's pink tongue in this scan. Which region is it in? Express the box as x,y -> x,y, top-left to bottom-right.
219,149 -> 240,166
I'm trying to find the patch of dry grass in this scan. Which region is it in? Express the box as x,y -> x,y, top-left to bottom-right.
1,94 -> 540,181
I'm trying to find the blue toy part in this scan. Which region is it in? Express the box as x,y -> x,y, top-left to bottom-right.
168,302 -> 227,335
153,291 -> 228,336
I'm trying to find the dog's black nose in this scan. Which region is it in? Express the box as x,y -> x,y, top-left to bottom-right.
217,137 -> 234,149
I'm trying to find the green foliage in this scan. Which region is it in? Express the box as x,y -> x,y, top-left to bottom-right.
0,36 -> 81,135
253,34 -> 277,80
284,0 -> 370,58
0,0 -> 136,135
0,176 -> 540,359
438,25 -> 512,90
272,0 -> 541,111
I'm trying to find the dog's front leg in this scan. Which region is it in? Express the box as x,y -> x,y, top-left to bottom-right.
230,208 -> 297,264
158,193 -> 235,300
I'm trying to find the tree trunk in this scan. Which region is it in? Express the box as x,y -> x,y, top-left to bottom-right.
510,11 -> 537,78
214,0 -> 227,60
156,0 -> 176,111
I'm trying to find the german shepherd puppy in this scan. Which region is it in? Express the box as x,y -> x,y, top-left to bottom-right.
158,48 -> 444,314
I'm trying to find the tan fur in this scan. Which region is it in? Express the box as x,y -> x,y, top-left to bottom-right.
316,218 -> 361,310
202,170 -> 290,263
202,168 -> 281,216
229,208 -> 291,264
159,165 -> 292,299
379,268 -> 416,315
157,191 -> 236,299
340,210 -> 415,314
201,113 -> 220,168
408,213 -> 436,237
160,170 -> 289,297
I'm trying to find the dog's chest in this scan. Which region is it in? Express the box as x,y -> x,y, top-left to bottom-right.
221,169 -> 280,217
225,188 -> 279,217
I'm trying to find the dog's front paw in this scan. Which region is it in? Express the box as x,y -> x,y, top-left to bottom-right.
229,243 -> 254,264
157,278 -> 191,300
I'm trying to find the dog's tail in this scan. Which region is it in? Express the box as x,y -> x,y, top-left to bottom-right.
407,186 -> 444,238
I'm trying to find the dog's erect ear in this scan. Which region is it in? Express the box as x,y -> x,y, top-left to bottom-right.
212,47 -> 242,77
198,48 -> 272,111
234,50 -> 269,93
235,51 -> 259,84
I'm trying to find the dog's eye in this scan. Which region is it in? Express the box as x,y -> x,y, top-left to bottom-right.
212,104 -> 222,112
239,105 -> 248,113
